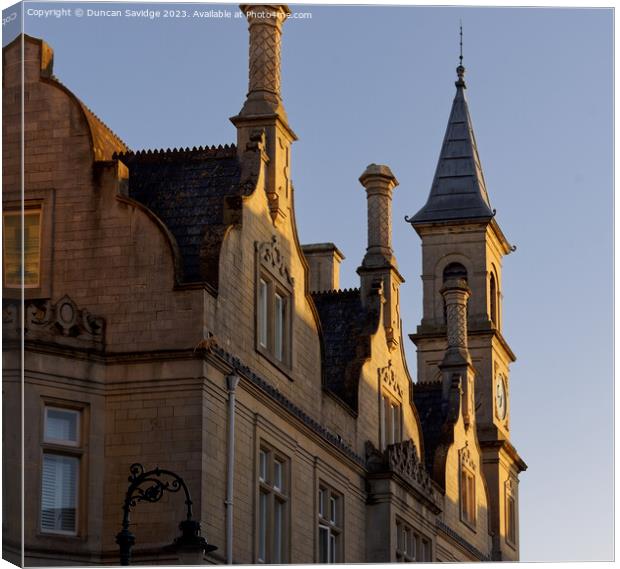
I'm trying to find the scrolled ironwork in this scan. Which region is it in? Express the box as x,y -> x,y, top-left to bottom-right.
115,463 -> 207,565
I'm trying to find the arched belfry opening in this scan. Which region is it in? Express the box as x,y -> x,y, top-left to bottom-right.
443,262 -> 468,283
490,272 -> 498,326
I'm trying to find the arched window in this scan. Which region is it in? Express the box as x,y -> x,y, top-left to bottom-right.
490,272 -> 498,326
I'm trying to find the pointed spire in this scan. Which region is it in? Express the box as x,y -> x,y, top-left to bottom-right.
406,41 -> 494,227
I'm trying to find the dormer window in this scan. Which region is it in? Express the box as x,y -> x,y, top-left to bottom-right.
256,237 -> 294,372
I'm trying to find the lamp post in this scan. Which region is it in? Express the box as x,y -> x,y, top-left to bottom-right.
115,463 -> 217,565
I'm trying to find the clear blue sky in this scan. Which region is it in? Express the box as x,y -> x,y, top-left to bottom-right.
4,2 -> 613,561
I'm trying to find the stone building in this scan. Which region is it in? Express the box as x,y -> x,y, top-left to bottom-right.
2,4 -> 526,565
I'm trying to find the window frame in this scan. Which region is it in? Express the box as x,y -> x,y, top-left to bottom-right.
459,465 -> 477,530
395,518 -> 432,562
3,194 -> 53,300
255,244 -> 294,374
505,478 -> 518,549
3,207 -> 42,289
39,401 -> 87,538
256,443 -> 290,564
317,483 -> 343,563
379,391 -> 403,450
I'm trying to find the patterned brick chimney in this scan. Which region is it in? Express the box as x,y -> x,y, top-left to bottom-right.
358,164 -> 404,351
231,4 -> 297,226
238,4 -> 290,118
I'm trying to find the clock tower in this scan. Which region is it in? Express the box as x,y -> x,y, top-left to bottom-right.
407,63 -> 527,560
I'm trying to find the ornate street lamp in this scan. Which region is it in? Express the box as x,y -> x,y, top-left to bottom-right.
115,463 -> 217,565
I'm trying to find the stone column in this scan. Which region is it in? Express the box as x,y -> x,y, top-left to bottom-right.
238,4 -> 291,117
359,164 -> 398,267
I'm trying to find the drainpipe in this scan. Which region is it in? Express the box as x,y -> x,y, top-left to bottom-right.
225,373 -> 240,564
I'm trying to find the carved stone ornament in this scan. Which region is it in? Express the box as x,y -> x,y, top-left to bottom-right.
387,439 -> 434,495
257,235 -> 293,285
365,439 -> 437,503
505,476 -> 518,496
459,441 -> 476,471
378,359 -> 402,398
4,295 -> 105,349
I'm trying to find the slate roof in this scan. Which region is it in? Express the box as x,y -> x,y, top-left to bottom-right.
118,145 -> 242,284
311,289 -> 379,412
411,381 -> 446,473
407,67 -> 494,225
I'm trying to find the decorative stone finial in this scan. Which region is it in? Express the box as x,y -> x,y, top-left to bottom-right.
456,65 -> 466,88
456,22 -> 466,88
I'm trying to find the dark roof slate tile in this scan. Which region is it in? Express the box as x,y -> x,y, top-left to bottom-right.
411,381 -> 446,473
118,145 -> 242,284
311,288 -> 379,412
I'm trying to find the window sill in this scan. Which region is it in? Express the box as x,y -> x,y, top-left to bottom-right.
256,345 -> 294,381
459,516 -> 477,534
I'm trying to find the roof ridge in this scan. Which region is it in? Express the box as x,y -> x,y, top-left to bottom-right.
412,379 -> 443,391
115,143 -> 237,160
50,74 -> 130,151
311,287 -> 361,296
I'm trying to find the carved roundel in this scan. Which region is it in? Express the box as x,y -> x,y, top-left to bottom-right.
56,295 -> 78,333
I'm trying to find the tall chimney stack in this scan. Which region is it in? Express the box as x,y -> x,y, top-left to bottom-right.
358,164 -> 403,350
359,164 -> 398,267
238,4 -> 290,118
231,4 -> 297,226
440,277 -> 472,366
439,277 -> 475,427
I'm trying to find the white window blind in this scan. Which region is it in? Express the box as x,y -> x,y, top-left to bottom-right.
41,454 -> 78,533
45,408 -> 79,444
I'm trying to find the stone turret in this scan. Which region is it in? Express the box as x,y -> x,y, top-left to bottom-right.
231,4 -> 297,225
357,164 -> 404,351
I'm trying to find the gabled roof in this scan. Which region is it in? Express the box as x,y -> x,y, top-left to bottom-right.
118,145 -> 242,285
407,66 -> 494,226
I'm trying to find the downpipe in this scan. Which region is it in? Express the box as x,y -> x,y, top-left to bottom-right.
225,373 -> 240,564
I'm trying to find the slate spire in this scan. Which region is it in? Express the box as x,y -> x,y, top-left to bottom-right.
407,64 -> 494,226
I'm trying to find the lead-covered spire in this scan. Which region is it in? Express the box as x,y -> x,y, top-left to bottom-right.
406,63 -> 494,227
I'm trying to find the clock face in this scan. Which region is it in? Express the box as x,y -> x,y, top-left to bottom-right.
495,376 -> 507,420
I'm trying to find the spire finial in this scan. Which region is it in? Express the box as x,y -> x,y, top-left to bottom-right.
459,20 -> 463,66
456,20 -> 466,88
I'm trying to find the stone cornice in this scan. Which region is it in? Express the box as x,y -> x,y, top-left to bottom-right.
479,437 -> 527,472
410,323 -> 517,363
202,343 -> 367,470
